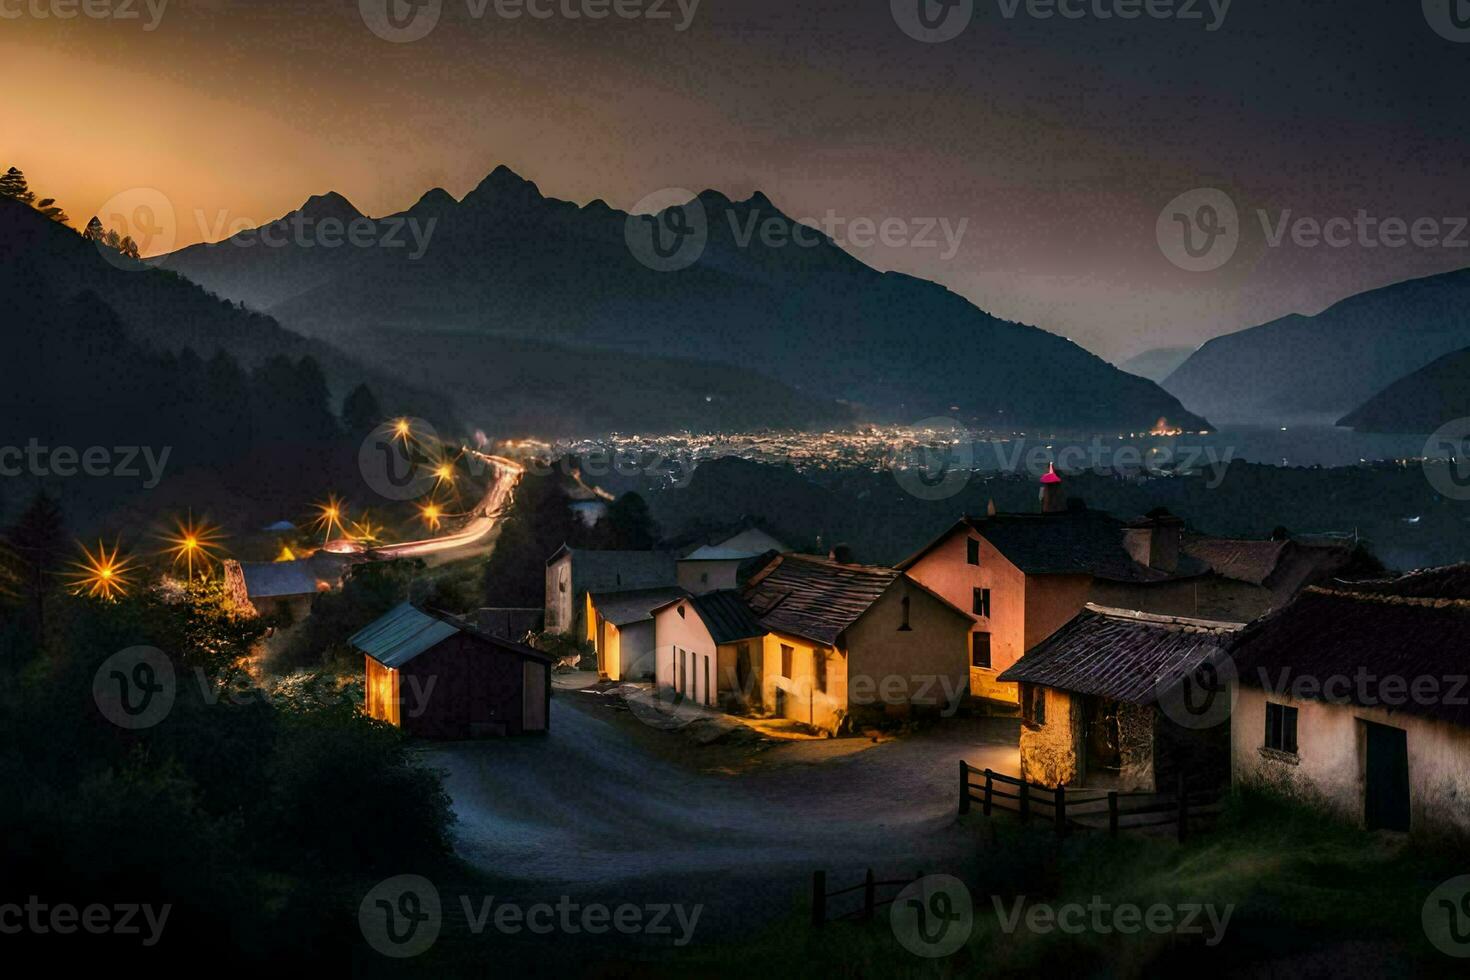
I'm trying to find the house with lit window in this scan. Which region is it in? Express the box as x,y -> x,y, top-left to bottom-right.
586,586 -> 688,681
1229,565 -> 1470,835
714,550 -> 974,733
898,467 -> 1374,705
544,545 -> 677,636
998,604 -> 1243,791
651,590 -> 769,709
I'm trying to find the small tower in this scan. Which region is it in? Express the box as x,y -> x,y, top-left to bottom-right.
1039,463 -> 1065,513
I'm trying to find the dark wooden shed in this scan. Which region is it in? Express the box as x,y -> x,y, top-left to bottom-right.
352,601 -> 552,738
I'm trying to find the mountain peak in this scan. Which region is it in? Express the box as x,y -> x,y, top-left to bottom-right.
298,191 -> 363,222
409,187 -> 458,213
464,165 -> 543,211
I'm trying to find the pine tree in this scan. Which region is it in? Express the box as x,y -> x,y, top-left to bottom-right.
603,492 -> 658,549
84,216 -> 105,240
0,166 -> 34,204
341,383 -> 383,437
5,492 -> 69,642
34,197 -> 68,224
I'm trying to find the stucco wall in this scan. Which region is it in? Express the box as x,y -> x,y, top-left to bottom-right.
545,554 -> 573,633
844,578 -> 970,722
761,632 -> 847,732
677,559 -> 741,594
1233,687 -> 1470,835
1018,687 -> 1080,787
653,601 -> 718,705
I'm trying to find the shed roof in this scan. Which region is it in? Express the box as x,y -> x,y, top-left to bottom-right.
237,559 -> 321,599
350,601 -> 554,669
998,604 -> 1243,706
742,554 -> 900,646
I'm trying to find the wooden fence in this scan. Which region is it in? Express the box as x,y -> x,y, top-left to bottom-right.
810,869 -> 923,927
958,762 -> 1224,842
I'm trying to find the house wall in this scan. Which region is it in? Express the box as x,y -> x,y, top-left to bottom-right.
398,634 -> 533,739
1019,690 -> 1156,791
760,631 -> 847,732
654,601 -> 720,706
364,656 -> 400,727
716,527 -> 787,554
844,578 -> 970,723
677,559 -> 742,594
904,530 -> 1028,703
522,660 -> 549,732
1089,576 -> 1273,624
1233,688 -> 1470,835
545,553 -> 573,633
1017,686 -> 1081,787
619,620 -> 656,680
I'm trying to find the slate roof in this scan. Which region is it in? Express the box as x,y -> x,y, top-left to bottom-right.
1231,568 -> 1470,728
351,601 -> 554,669
682,545 -> 761,561
899,511 -> 1209,583
1181,535 -> 1373,594
589,586 -> 689,627
742,554 -> 901,646
237,559 -> 322,599
998,604 -> 1244,706
1180,538 -> 1289,586
683,590 -> 769,644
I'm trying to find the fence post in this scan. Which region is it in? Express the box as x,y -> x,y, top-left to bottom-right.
1019,780 -> 1030,824
1054,784 -> 1067,837
983,769 -> 993,816
959,761 -> 971,815
862,869 -> 876,921
812,870 -> 826,928
1176,774 -> 1188,843
1108,791 -> 1119,838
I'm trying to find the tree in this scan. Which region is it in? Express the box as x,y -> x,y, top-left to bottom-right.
4,492 -> 68,644
34,197 -> 68,224
602,492 -> 658,550
340,383 -> 382,438
83,215 -> 105,241
120,236 -> 140,259
482,471 -> 584,607
0,166 -> 33,204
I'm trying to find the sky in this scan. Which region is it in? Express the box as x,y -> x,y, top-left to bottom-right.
4,0 -> 1469,361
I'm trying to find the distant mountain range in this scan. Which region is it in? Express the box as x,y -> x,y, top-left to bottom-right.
1338,346 -> 1470,433
1118,346 -> 1195,383
161,166 -> 1207,433
1162,267 -> 1470,425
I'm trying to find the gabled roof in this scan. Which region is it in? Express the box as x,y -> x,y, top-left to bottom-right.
652,590 -> 768,644
350,601 -> 554,669
898,511 -> 1208,583
742,554 -> 900,646
681,544 -> 762,561
998,604 -> 1243,706
589,586 -> 689,627
1181,535 -> 1373,594
237,559 -> 322,599
1231,567 -> 1470,728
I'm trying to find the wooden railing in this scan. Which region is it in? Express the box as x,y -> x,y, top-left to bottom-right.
810,869 -> 923,927
958,762 -> 1224,842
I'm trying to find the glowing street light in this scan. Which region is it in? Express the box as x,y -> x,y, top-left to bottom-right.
313,495 -> 346,547
420,501 -> 443,531
161,513 -> 223,580
68,540 -> 136,600
392,418 -> 413,444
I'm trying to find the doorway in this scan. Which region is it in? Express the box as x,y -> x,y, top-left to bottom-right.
1364,721 -> 1410,832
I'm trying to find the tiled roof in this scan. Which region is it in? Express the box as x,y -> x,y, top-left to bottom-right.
1180,537 -> 1289,586
589,587 -> 689,627
999,604 -> 1243,706
687,590 -> 768,644
1232,568 -> 1470,728
237,559 -> 321,598
743,554 -> 899,646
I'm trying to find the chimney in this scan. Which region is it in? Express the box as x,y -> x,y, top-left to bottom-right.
1124,509 -> 1183,572
829,544 -> 856,565
1039,464 -> 1065,513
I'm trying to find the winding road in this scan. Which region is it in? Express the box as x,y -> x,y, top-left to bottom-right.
368,451 -> 524,560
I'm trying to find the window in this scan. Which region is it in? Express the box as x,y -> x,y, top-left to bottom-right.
814,651 -> 827,694
899,595 -> 912,631
1265,702 -> 1298,754
780,644 -> 793,678
967,538 -> 980,566
972,588 -> 991,618
971,632 -> 992,669
677,604 -> 686,618
1022,684 -> 1046,728
705,656 -> 712,706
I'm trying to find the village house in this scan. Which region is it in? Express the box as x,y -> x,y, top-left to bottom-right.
543,545 -> 677,635
585,585 -> 688,681
1229,565 -> 1470,835
353,601 -> 553,739
711,550 -> 975,733
899,468 -> 1373,705
223,557 -> 331,620
651,590 -> 769,709
997,604 -> 1243,792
